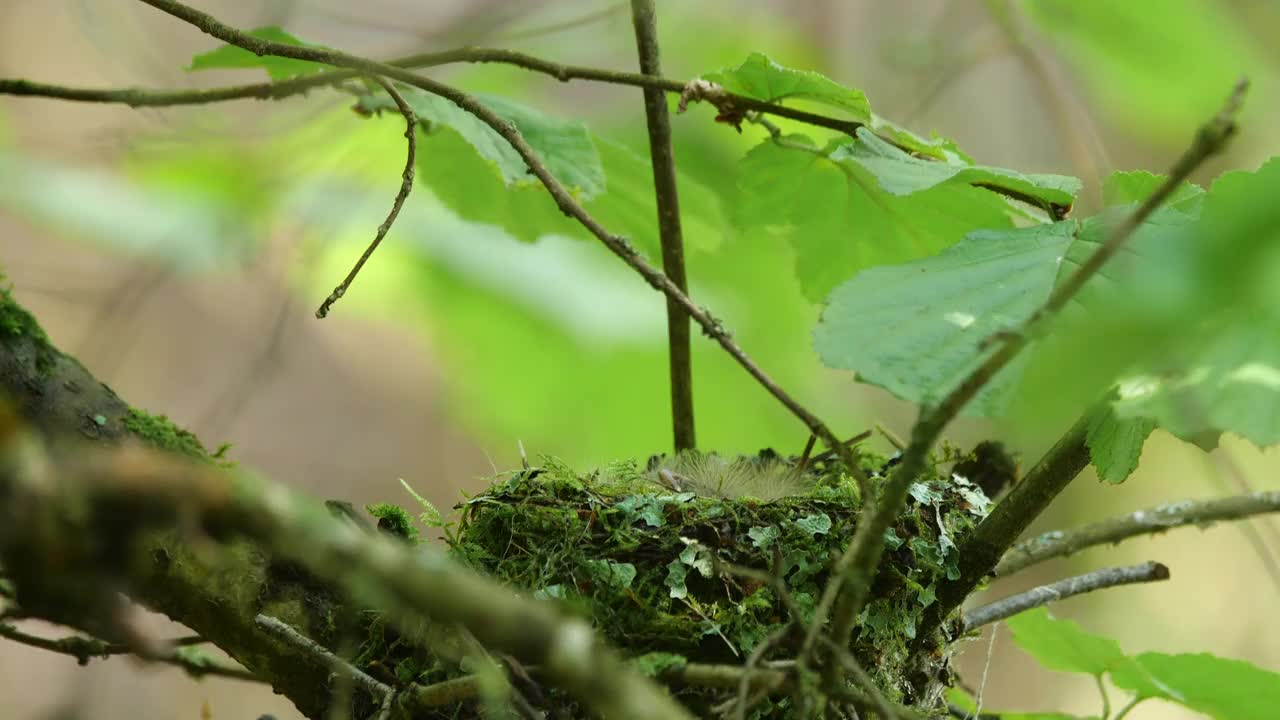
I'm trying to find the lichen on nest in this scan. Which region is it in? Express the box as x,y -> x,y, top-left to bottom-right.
360,447 -> 994,717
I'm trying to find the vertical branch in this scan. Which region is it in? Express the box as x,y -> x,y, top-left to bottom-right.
630,0 -> 696,452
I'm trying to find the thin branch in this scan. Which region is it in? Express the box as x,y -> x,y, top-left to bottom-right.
985,0 -> 1107,208
997,491 -> 1280,576
0,622 -> 261,682
961,561 -> 1170,630
630,0 -> 695,452
129,0 -> 861,487
814,77 -> 1248,656
0,46 -> 861,135
316,76 -> 416,318
735,626 -> 790,720
255,614 -> 390,699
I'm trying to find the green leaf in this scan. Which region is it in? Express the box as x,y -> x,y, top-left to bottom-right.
358,87 -> 604,196
792,513 -> 832,536
1006,608 -> 1125,676
665,558 -> 690,599
814,203 -> 1195,418
583,560 -> 637,590
406,108 -> 723,259
1110,652 -> 1280,720
815,221 -> 1077,414
833,128 -> 1080,208
748,525 -> 780,550
186,26 -> 327,81
1045,160 -> 1280,450
1084,403 -> 1155,484
1102,171 -> 1204,213
735,135 -> 1014,301
704,52 -> 872,123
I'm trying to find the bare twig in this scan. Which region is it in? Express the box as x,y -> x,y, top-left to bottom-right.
735,627 -> 790,720
814,77 -> 1247,657
997,491 -> 1280,576
961,561 -> 1170,630
129,0 -> 862,488
316,77 -> 417,318
255,614 -> 390,699
631,0 -> 695,452
0,46 -> 863,136
0,622 -> 260,682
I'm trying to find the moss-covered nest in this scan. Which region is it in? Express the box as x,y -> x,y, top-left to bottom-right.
360,448 -> 993,717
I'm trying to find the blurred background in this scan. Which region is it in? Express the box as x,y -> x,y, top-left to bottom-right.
1,1 -> 1278,718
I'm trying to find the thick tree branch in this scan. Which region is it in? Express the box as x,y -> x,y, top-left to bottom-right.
997,491 -> 1280,576
961,561 -> 1170,630
630,0 -> 696,452
0,413 -> 693,720
816,78 -> 1247,654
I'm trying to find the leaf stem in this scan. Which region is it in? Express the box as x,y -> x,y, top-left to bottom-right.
630,0 -> 695,452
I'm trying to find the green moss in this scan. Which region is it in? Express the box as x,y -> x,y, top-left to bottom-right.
123,408 -> 223,465
0,283 -> 58,376
345,450 -> 993,717
366,503 -> 420,542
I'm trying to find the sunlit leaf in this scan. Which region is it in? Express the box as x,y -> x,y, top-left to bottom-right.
734,135 -> 1014,302
703,52 -> 872,123
410,117 -> 723,258
814,221 -> 1077,414
1110,652 -> 1280,720
834,128 -> 1080,208
1083,402 -> 1155,484
186,26 -> 327,81
1006,608 -> 1125,676
357,87 -> 606,197
1102,171 -> 1204,213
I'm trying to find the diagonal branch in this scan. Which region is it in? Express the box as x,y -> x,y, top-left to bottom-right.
315,77 -> 416,319
130,0 -> 862,484
815,78 -> 1248,654
0,417 -> 694,720
630,0 -> 695,452
997,490 -> 1280,576
961,561 -> 1170,630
